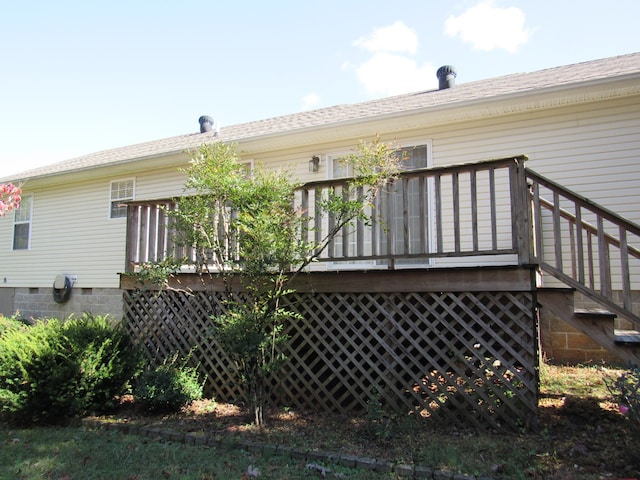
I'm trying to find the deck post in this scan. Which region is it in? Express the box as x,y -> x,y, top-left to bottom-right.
125,204 -> 139,273
511,156 -> 533,265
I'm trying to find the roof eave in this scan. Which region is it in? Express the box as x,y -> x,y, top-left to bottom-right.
4,150 -> 192,187
230,72 -> 640,152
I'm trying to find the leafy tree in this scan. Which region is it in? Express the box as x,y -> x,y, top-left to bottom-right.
146,138 -> 401,426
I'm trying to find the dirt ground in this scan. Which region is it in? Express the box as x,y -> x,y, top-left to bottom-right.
95,393 -> 640,479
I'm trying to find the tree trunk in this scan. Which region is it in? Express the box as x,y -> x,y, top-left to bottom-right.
246,366 -> 266,427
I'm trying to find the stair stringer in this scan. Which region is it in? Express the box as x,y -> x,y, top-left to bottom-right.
537,288 -> 640,366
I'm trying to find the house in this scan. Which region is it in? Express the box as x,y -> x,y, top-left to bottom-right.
1,52 -> 640,427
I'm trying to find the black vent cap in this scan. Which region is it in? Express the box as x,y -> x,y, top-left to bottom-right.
198,115 -> 215,133
436,65 -> 457,90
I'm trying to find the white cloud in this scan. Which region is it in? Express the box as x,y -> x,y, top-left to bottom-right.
353,21 -> 418,55
352,21 -> 437,96
356,53 -> 437,96
445,0 -> 531,53
301,92 -> 319,110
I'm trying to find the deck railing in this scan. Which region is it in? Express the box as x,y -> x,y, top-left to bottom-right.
298,155 -> 532,267
125,156 -> 530,273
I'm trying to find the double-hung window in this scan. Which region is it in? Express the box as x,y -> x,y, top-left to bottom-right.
110,179 -> 135,219
13,195 -> 32,250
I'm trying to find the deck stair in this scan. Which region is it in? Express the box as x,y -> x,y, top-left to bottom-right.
527,165 -> 640,366
537,288 -> 640,366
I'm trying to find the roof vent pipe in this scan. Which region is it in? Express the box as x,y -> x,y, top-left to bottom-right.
436,65 -> 457,90
199,115 -> 215,133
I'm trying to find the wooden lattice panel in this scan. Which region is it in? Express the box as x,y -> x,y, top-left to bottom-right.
123,286 -> 538,431
123,290 -> 243,402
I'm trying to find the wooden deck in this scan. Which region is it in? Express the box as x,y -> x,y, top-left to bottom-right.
120,155 -> 640,429
124,155 -> 639,326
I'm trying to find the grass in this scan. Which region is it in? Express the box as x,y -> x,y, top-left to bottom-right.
540,362 -> 615,398
1,362 -> 639,479
0,428 -> 390,480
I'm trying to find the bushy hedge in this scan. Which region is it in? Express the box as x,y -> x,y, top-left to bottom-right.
0,313 -> 143,426
134,359 -> 204,413
0,313 -> 28,336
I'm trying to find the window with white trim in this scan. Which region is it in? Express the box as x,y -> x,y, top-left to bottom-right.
13,194 -> 32,250
330,142 -> 431,177
329,141 -> 434,266
239,159 -> 254,176
110,179 -> 135,219
330,155 -> 352,179
386,143 -> 433,260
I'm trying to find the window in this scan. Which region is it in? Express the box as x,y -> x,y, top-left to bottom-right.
397,143 -> 430,170
13,195 -> 32,250
239,160 -> 254,176
387,143 -> 433,259
330,143 -> 431,177
110,179 -> 135,218
331,155 -> 353,179
329,141 -> 434,266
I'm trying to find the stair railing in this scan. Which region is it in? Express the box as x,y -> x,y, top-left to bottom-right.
526,169 -> 640,329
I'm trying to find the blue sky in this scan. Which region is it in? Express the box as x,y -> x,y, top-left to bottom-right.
1,0 -> 639,177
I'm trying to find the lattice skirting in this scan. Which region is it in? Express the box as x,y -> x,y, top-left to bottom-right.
123,287 -> 538,431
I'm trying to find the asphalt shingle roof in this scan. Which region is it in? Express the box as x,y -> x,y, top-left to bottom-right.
3,52 -> 640,182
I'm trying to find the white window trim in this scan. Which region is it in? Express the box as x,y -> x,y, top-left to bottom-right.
327,152 -> 351,180
240,159 -> 255,170
12,194 -> 33,251
109,178 -> 136,219
396,138 -> 434,170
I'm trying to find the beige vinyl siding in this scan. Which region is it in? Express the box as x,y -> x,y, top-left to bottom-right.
242,98 -> 640,272
0,162 -> 190,289
1,179 -> 125,288
133,165 -> 189,200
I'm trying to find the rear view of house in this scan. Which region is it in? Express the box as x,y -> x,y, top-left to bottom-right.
1,54 -> 640,424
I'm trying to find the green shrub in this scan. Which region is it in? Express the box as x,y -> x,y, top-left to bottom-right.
0,313 -> 143,426
134,359 -> 203,413
0,313 -> 28,336
62,314 -> 144,412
